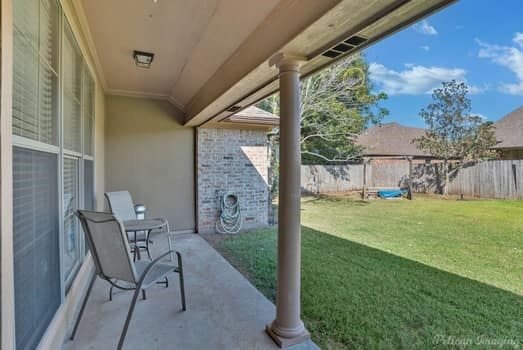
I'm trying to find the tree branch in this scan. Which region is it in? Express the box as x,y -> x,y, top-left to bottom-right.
301,151 -> 360,163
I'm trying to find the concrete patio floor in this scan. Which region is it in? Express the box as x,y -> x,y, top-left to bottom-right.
63,233 -> 318,350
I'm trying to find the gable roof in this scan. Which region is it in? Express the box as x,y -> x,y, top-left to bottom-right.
357,122 -> 431,157
493,106 -> 523,150
227,106 -> 280,125
219,106 -> 279,128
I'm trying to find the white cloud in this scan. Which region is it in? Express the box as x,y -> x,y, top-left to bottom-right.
369,63 -> 470,95
420,45 -> 430,52
477,33 -> 523,95
468,84 -> 489,94
514,32 -> 523,47
415,20 -> 438,35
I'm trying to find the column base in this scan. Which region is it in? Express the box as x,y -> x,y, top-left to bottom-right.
266,324 -> 311,348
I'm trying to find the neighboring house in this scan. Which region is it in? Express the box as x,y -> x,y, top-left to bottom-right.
492,106 -> 523,160
357,122 -> 434,162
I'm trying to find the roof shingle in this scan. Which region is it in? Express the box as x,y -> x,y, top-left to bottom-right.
492,106 -> 523,149
357,122 -> 430,157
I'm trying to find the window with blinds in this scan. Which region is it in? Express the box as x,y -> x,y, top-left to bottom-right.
13,147 -> 60,350
13,0 -> 59,145
12,1 -> 97,347
63,22 -> 82,153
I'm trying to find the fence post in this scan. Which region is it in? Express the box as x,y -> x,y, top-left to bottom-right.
362,158 -> 368,199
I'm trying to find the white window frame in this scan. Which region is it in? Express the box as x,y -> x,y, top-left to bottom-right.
10,0 -> 97,312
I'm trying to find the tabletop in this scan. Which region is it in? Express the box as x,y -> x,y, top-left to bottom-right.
123,218 -> 167,232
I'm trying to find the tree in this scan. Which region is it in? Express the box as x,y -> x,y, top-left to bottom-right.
257,53 -> 388,164
413,80 -> 496,195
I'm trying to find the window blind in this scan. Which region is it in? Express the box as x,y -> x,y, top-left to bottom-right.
83,71 -> 94,156
13,0 -> 58,145
63,22 -> 82,152
13,147 -> 60,350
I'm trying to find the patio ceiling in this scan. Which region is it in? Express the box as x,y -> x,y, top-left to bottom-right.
76,0 -> 456,126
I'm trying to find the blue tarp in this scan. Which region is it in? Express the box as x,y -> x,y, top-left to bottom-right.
378,189 -> 407,199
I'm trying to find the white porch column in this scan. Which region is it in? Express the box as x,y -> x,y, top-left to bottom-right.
266,53 -> 310,347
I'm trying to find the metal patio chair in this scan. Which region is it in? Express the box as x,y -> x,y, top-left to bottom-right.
105,190 -> 168,260
70,210 -> 186,350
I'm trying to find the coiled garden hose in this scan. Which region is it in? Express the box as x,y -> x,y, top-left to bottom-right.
216,192 -> 242,234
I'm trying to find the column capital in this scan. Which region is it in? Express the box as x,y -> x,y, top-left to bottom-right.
269,53 -> 306,72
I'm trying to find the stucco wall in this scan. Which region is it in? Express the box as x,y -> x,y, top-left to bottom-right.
197,128 -> 269,233
105,96 -> 195,232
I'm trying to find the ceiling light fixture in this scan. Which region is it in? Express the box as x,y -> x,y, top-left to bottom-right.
133,50 -> 154,68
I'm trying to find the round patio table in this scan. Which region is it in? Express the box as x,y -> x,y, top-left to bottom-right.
123,218 -> 167,260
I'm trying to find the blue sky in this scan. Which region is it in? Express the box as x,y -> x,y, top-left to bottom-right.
365,0 -> 523,127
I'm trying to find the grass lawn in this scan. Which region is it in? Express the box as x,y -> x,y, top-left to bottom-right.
211,195 -> 523,349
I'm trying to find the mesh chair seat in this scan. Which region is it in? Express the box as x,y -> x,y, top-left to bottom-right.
134,260 -> 178,288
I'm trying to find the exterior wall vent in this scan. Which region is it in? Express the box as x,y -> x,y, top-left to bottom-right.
332,43 -> 353,53
322,35 -> 368,59
345,35 -> 367,46
226,106 -> 242,113
322,50 -> 342,58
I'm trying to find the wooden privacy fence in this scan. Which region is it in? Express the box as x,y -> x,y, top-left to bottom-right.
301,164 -> 365,193
301,160 -> 523,200
446,160 -> 523,199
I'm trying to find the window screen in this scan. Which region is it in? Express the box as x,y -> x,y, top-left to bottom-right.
13,147 -> 60,350
13,0 -> 59,145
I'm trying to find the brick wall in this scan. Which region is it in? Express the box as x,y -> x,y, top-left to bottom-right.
197,128 -> 269,233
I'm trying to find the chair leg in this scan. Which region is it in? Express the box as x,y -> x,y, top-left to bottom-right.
117,285 -> 142,350
136,245 -> 141,260
70,273 -> 96,340
146,242 -> 152,260
142,289 -> 146,300
176,251 -> 186,311
109,285 -> 114,301
145,232 -> 153,260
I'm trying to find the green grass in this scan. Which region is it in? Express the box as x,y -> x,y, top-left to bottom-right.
215,195 -> 523,349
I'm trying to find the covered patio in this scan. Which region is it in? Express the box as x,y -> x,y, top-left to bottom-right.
0,0 -> 456,349
63,233 -> 318,350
